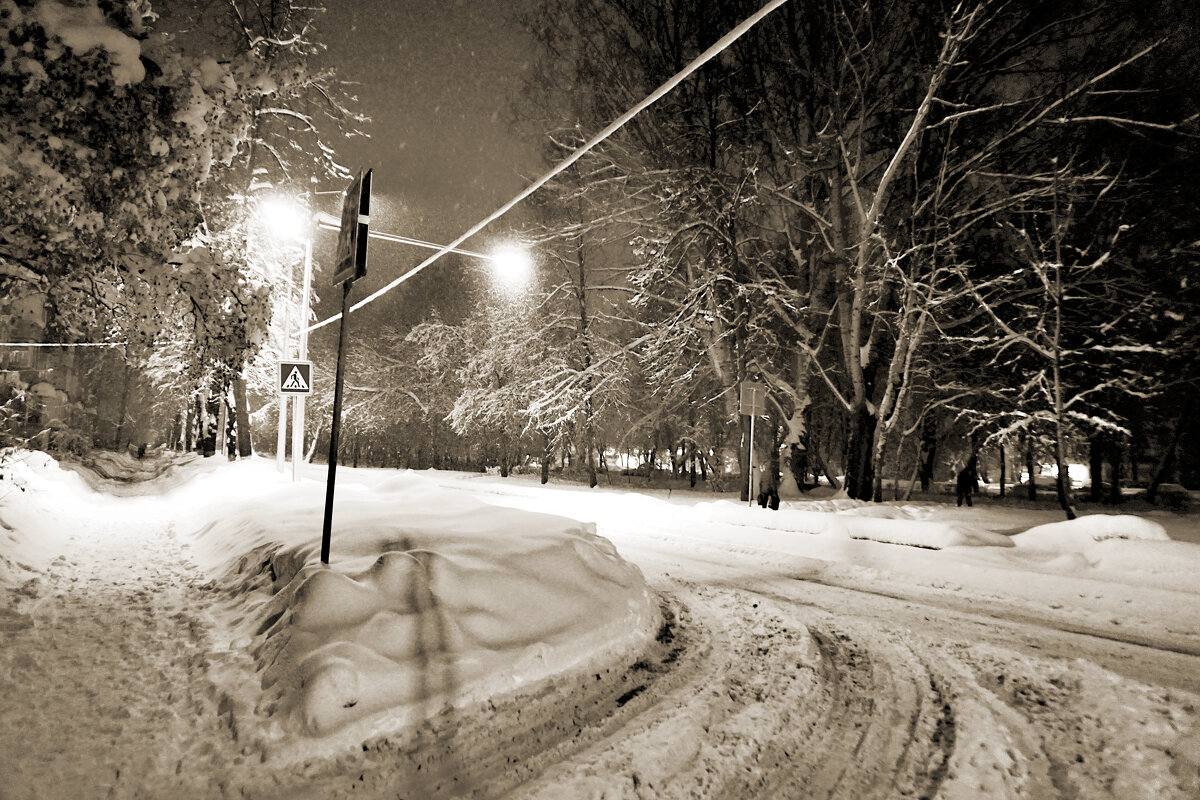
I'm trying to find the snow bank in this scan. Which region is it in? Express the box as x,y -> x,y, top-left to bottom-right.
1082,539 -> 1200,594
185,466 -> 659,741
0,451 -> 81,584
694,499 -> 1013,549
1012,515 -> 1170,551
1008,516 -> 1199,593
1,454 -> 660,749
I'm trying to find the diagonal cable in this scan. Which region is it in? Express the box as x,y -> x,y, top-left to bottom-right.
307,0 -> 791,333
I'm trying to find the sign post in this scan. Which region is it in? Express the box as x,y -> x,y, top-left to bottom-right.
739,381 -> 766,506
321,168 -> 372,565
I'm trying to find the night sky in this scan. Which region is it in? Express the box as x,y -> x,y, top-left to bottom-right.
307,0 -> 544,331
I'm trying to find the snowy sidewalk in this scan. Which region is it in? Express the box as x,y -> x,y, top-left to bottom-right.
0,508 -> 237,800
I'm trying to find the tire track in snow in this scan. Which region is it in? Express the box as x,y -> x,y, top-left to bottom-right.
500,578 -> 1199,799
505,583 -> 960,799
798,574 -> 1200,661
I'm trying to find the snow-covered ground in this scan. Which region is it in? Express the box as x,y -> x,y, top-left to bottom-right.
1,450 -> 1198,798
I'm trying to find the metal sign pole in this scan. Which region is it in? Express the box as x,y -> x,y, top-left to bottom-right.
747,414 -> 755,507
320,281 -> 353,564
320,168 -> 371,565
739,380 -> 765,507
276,390 -> 289,471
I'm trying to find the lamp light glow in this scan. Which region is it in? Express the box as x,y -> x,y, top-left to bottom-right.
489,244 -> 533,290
259,197 -> 308,243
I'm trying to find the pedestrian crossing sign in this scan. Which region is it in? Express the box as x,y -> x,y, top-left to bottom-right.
279,360 -> 313,395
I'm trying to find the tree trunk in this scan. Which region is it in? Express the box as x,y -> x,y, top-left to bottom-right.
113,361 -> 131,450
844,406 -> 875,500
917,415 -> 937,492
216,393 -> 228,459
233,375 -> 252,457
225,398 -> 237,459
1107,441 -> 1122,505
738,414 -> 751,502
184,400 -> 195,452
1089,435 -> 1105,502
540,431 -> 550,485
1025,437 -> 1037,501
810,439 -> 840,491
872,451 -> 885,503
767,426 -> 782,499
998,443 -> 1006,499
1146,407 -> 1189,503
1054,463 -> 1076,520
787,442 -> 809,493
902,451 -> 922,501
202,387 -> 219,458
585,429 -> 598,488
891,433 -> 906,501
192,393 -> 204,453
1046,170 -> 1076,520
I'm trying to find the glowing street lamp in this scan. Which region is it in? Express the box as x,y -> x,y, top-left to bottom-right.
259,197 -> 309,243
486,243 -> 535,293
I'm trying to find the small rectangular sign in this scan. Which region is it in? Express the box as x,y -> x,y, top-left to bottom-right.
333,169 -> 372,285
739,381 -> 766,416
279,360 -> 314,395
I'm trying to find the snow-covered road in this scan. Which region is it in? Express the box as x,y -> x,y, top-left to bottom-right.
451,477 -> 1200,799
513,572 -> 1196,798
1,455 -> 1198,798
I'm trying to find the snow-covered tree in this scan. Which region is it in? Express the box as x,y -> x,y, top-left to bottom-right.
0,0 -> 253,345
517,0 -> 1198,501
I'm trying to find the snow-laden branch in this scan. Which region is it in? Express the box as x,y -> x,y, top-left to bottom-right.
257,107 -> 318,133
0,257 -> 43,285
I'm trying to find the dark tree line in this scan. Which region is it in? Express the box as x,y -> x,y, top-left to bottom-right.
326,0 -> 1193,508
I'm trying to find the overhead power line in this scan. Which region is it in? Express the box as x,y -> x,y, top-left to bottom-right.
0,342 -> 123,348
315,218 -> 494,261
307,0 -> 791,333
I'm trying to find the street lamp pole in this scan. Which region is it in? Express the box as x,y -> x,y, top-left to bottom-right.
276,258 -> 295,472
291,234 -> 313,482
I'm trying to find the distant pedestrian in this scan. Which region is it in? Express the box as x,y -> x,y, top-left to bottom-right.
956,467 -> 975,507
757,467 -> 781,511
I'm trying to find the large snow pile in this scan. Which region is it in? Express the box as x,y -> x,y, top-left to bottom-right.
0,450 -> 82,586
0,454 -> 660,755
1009,514 -> 1200,593
182,466 -> 660,746
1012,514 -> 1171,549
